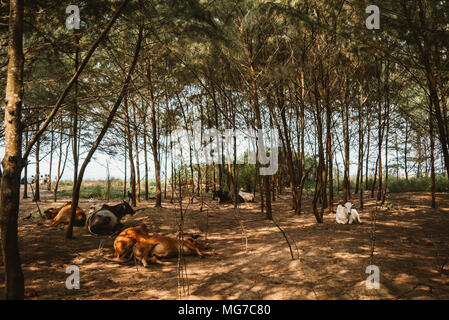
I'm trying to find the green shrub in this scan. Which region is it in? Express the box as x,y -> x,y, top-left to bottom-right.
387,175 -> 449,193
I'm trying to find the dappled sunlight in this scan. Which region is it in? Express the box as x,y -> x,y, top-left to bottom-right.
1,190 -> 449,299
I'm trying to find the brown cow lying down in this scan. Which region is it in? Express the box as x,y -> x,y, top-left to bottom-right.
44,202 -> 75,220
110,224 -> 150,262
48,202 -> 86,227
43,207 -> 60,220
133,235 -> 213,267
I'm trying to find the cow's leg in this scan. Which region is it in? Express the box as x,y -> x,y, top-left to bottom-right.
140,257 -> 148,267
183,242 -> 204,257
149,256 -> 172,265
50,220 -> 59,227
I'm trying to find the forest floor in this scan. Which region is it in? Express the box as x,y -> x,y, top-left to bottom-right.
1,189 -> 449,300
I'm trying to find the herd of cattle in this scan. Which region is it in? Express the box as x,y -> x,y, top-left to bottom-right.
41,191 -> 361,266
43,199 -> 213,266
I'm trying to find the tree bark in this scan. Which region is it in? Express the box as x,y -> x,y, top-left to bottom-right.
0,0 -> 25,299
146,55 -> 162,207
124,94 -> 137,207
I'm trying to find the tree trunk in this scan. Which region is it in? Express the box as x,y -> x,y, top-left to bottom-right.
146,55 -> 162,207
33,130 -> 40,202
23,129 -> 28,199
342,97 -> 350,203
276,86 -> 299,214
47,129 -> 54,191
325,91 -> 333,214
53,116 -> 67,202
123,133 -> 127,198
71,34 -> 79,207
365,117 -> 371,190
405,119 -> 409,180
124,95 -> 136,207
239,14 -> 272,219
0,0 -> 25,299
132,100 -> 141,203
143,102 -> 149,201
430,103 -> 436,208
66,23 -> 143,239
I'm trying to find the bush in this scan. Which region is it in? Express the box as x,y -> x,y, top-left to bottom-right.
387,175 -> 449,193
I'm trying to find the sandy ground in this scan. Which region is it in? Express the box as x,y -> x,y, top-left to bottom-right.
1,188 -> 449,300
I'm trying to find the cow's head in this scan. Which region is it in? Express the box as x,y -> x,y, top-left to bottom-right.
122,200 -> 135,216
43,208 -> 59,220
74,210 -> 86,227
344,202 -> 353,213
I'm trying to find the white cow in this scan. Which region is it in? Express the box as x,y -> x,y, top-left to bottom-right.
348,206 -> 362,224
336,202 -> 361,224
336,203 -> 349,224
239,189 -> 255,202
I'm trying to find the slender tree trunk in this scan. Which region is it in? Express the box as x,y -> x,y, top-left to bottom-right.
164,133 -> 168,199
430,103 -> 436,208
405,119 -> 409,180
325,92 -> 333,213
239,14 -> 272,219
123,132 -> 127,198
132,101 -> 141,203
0,0 -> 25,299
23,129 -> 28,199
312,73 -> 325,223
66,23 -> 143,239
47,129 -> 54,191
365,117 -> 371,190
170,136 -> 175,203
297,70 -> 306,214
143,103 -> 149,201
54,116 -> 67,202
146,55 -> 162,207
124,95 -> 136,207
376,60 -> 384,202
71,34 -> 79,210
275,86 -> 299,214
417,135 -> 422,177
382,108 -> 390,205
355,106 -> 362,195
33,130 -> 40,202
342,97 -> 350,203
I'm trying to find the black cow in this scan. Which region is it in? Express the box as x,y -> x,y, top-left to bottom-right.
87,200 -> 135,235
212,190 -> 244,204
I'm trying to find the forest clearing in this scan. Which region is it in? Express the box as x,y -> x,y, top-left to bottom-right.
1,0 -> 449,301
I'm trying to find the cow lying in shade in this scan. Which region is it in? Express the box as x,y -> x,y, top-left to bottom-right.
110,223 -> 150,262
238,189 -> 255,202
336,202 -> 361,225
87,200 -> 135,235
212,190 -> 245,204
133,235 -> 213,266
48,202 -> 86,227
